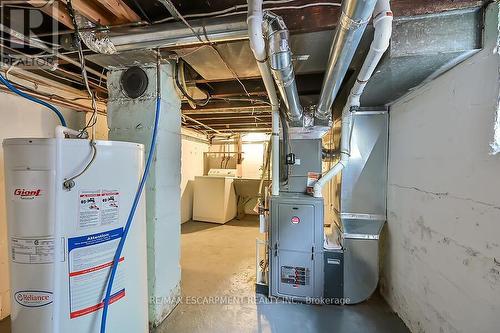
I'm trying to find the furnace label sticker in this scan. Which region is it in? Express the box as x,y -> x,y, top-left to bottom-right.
78,190 -> 101,229
281,266 -> 310,287
78,190 -> 120,229
68,228 -> 126,319
11,237 -> 54,264
306,172 -> 320,194
101,190 -> 120,225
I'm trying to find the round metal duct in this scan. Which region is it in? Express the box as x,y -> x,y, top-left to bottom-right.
121,66 -> 148,99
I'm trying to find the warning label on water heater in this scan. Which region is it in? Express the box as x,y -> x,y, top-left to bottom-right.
68,228 -> 126,319
78,190 -> 120,229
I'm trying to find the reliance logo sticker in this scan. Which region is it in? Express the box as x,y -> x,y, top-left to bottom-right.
15,290 -> 53,307
13,188 -> 42,200
291,216 -> 300,224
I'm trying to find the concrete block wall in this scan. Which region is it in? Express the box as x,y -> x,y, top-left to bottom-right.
382,4 -> 500,333
107,63 -> 182,327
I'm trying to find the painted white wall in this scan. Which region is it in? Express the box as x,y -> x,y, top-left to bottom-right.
382,4 -> 500,333
0,92 -> 84,320
208,141 -> 266,179
241,142 -> 265,179
181,129 -> 209,223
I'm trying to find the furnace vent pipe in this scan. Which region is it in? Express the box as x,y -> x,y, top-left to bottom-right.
264,12 -> 303,123
248,0 -> 280,196
313,0 -> 392,198
316,0 -> 377,120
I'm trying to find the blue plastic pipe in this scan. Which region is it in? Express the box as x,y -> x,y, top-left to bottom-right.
100,96 -> 161,333
0,73 -> 67,126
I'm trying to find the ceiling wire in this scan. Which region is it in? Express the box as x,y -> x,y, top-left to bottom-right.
213,2 -> 342,19
154,1 -> 341,23
158,0 -> 251,98
130,0 -> 153,24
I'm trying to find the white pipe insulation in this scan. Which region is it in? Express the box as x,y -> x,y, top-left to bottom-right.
313,0 -> 393,198
247,0 -> 280,196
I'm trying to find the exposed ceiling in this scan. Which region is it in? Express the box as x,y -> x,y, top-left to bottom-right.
0,0 -> 491,135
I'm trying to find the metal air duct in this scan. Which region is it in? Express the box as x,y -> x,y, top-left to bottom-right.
264,12 -> 303,123
316,0 -> 377,120
109,16 -> 248,52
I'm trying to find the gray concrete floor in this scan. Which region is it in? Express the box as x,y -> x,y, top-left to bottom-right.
0,217 -> 409,333
154,218 -> 409,333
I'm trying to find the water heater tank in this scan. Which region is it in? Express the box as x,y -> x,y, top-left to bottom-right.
3,138 -> 148,333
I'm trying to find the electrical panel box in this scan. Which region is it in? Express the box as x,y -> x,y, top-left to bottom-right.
269,193 -> 324,300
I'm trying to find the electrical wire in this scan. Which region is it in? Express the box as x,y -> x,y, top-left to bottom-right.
62,141 -> 97,190
131,0 -> 153,24
174,59 -> 272,109
213,2 -> 342,19
174,59 -> 210,107
66,0 -> 98,138
154,0 -> 316,23
0,72 -> 66,125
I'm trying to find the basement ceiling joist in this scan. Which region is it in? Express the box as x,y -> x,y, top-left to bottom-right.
52,0 -> 141,27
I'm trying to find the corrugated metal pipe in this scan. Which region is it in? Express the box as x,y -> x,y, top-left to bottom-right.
75,14 -> 117,54
247,0 -> 280,196
313,0 -> 392,198
263,12 -> 303,123
315,0 -> 377,120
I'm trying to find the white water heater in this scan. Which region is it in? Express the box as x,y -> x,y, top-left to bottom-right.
3,137 -> 148,333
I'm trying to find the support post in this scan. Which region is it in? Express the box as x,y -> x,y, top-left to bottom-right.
107,62 -> 181,328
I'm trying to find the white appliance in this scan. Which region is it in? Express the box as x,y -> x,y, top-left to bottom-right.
3,137 -> 148,333
193,169 -> 237,224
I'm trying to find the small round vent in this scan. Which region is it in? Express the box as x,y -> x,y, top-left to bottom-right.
120,66 -> 148,99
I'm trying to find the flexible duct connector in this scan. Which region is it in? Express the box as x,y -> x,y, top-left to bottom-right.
315,0 -> 377,120
264,12 -> 303,123
313,0 -> 392,198
75,14 -> 117,54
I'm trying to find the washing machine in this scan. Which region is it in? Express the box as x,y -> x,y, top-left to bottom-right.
193,169 -> 237,224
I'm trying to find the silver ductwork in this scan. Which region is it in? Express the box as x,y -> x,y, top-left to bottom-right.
316,0 -> 377,120
76,16 -> 249,53
264,12 -> 303,123
110,16 -> 248,51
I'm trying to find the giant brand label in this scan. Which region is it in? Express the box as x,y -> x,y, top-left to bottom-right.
15,290 -> 53,307
12,188 -> 43,201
